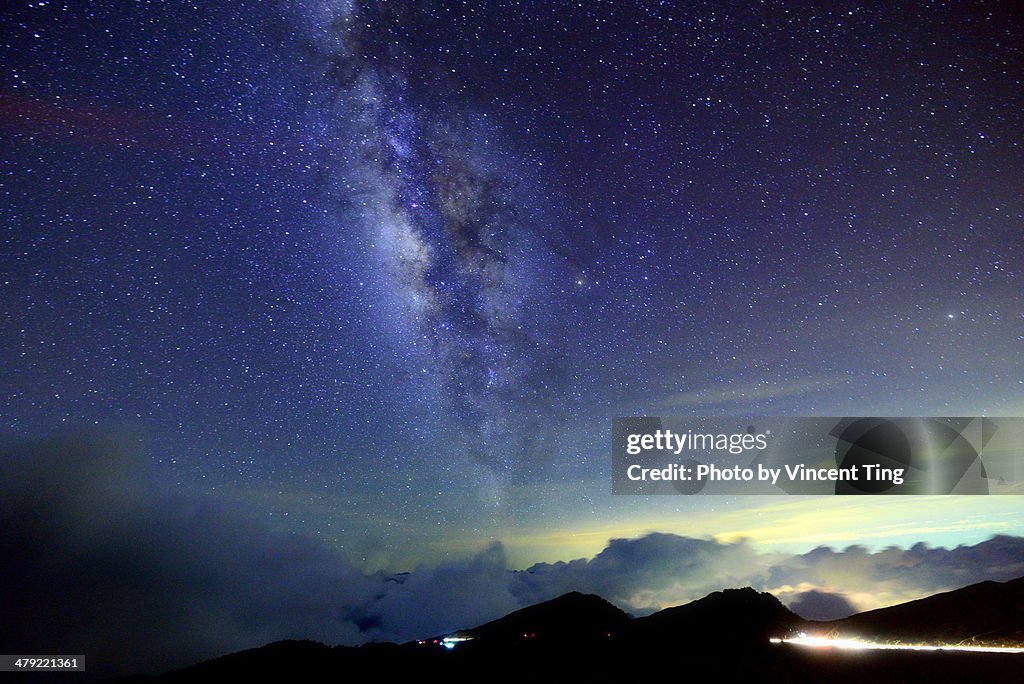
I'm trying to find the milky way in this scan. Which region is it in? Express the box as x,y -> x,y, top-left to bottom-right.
302,1 -> 569,478
2,0 -> 1022,566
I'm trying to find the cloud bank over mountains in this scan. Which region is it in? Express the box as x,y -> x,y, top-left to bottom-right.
3,436 -> 1022,676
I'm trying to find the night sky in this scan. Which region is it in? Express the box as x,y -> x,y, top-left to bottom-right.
2,0 -> 1023,675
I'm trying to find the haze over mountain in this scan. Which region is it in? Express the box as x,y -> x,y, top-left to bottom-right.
820,576 -> 1024,646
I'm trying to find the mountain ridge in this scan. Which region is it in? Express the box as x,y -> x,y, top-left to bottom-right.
124,575 -> 1024,683
817,575 -> 1024,645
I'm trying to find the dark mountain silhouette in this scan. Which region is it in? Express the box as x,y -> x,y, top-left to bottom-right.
820,576 -> 1024,645
633,586 -> 802,645
108,579 -> 1024,683
457,590 -> 630,644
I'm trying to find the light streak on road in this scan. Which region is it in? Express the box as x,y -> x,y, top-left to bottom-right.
771,634 -> 1024,654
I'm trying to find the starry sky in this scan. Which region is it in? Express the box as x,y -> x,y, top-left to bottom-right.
2,0 -> 1024,668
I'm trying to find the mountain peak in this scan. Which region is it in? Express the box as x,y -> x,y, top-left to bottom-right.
463,591 -> 630,644
632,586 -> 802,644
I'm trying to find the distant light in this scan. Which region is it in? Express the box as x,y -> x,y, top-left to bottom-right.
441,635 -> 473,650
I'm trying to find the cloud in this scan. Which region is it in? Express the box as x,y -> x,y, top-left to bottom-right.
3,435 -> 1023,678
0,435 -> 378,677
510,533 -> 765,613
0,435 -> 531,676
786,590 -> 859,621
363,542 -> 519,640
516,532 -> 1024,618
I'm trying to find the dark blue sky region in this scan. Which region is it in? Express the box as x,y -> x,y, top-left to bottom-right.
2,1 -> 1022,567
